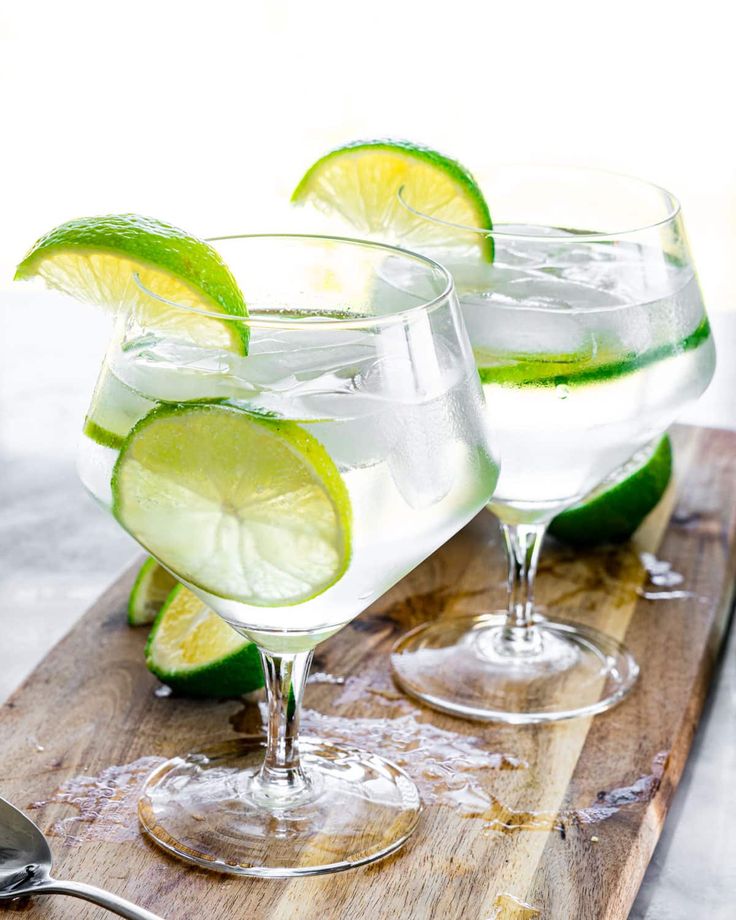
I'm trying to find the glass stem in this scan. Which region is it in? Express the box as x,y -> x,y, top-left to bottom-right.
500,521 -> 547,654
253,648 -> 313,805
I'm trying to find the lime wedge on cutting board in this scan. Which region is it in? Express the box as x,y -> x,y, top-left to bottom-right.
549,436 -> 672,547
146,585 -> 263,698
128,557 -> 178,626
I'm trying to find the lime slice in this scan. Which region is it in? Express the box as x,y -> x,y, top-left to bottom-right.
15,214 -> 249,353
128,557 -> 178,626
549,436 -> 673,547
476,317 -> 713,389
146,584 -> 263,697
84,364 -> 157,449
292,139 -> 493,260
112,403 -> 352,606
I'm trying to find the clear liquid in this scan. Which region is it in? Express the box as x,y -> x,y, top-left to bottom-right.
451,229 -> 715,523
79,317 -> 497,642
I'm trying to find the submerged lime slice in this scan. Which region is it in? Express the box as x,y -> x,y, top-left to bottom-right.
549,436 -> 673,547
292,138 -> 493,260
84,364 -> 157,449
112,403 -> 352,606
476,316 -> 714,389
128,557 -> 178,626
15,213 -> 249,352
146,584 -> 263,697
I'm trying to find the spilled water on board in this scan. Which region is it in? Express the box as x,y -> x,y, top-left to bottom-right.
489,892 -> 541,919
29,756 -> 164,844
31,653 -> 669,847
476,750 -> 668,836
299,706 -> 525,812
333,671 -> 416,710
307,671 -> 346,685
638,552 -> 695,601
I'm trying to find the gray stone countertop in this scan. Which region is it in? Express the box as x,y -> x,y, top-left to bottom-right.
1,287 -> 734,919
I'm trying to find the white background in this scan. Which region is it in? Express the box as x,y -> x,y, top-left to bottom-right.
0,0 -> 733,309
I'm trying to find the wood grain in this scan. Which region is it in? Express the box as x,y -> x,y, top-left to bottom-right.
1,424 -> 734,920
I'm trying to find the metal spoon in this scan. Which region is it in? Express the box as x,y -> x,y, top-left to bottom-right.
0,796 -> 165,919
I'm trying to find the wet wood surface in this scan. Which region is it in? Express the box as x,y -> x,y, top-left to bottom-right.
1,424 -> 735,920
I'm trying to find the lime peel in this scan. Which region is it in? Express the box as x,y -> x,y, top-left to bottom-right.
15,213 -> 249,353
83,418 -> 125,451
292,138 -> 494,261
128,557 -> 179,626
549,436 -> 673,547
477,318 -> 712,389
83,364 -> 157,449
145,584 -> 263,698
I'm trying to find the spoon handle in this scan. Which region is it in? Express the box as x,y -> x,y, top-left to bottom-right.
35,879 -> 166,920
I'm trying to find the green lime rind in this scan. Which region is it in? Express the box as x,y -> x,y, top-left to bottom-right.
549,435 -> 673,547
292,138 -> 494,261
292,138 -> 491,217
83,417 -> 125,450
84,364 -> 157,448
478,316 -> 712,389
145,584 -> 263,698
128,556 -> 179,626
112,402 -> 353,606
14,213 -> 250,353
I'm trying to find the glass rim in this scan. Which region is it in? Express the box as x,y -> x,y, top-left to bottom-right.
132,231 -> 454,331
397,164 -> 682,242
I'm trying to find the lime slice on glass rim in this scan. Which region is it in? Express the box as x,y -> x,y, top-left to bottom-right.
112,403 -> 352,607
549,435 -> 673,548
292,138 -> 494,260
15,213 -> 250,448
128,557 -> 179,626
146,584 -> 263,698
14,213 -> 249,353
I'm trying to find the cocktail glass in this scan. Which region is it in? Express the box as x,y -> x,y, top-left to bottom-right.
390,166 -> 715,723
77,234 -> 498,874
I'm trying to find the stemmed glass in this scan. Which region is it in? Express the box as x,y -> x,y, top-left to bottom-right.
77,234 -> 498,874
389,166 -> 715,723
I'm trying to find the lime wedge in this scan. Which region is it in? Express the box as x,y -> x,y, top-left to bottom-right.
15,214 -> 248,353
549,436 -> 673,547
146,584 -> 263,697
128,557 -> 178,626
292,139 -> 493,260
84,364 -> 157,449
112,403 -> 352,606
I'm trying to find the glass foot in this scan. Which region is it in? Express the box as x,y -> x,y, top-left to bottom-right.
391,613 -> 638,724
138,736 -> 421,876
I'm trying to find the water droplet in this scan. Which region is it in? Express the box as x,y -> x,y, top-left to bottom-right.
638,552 -> 692,599
155,685 -> 173,698
555,384 -> 569,399
307,672 -> 346,685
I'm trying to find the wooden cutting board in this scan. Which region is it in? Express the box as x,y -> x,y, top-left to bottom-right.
2,424 -> 735,920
